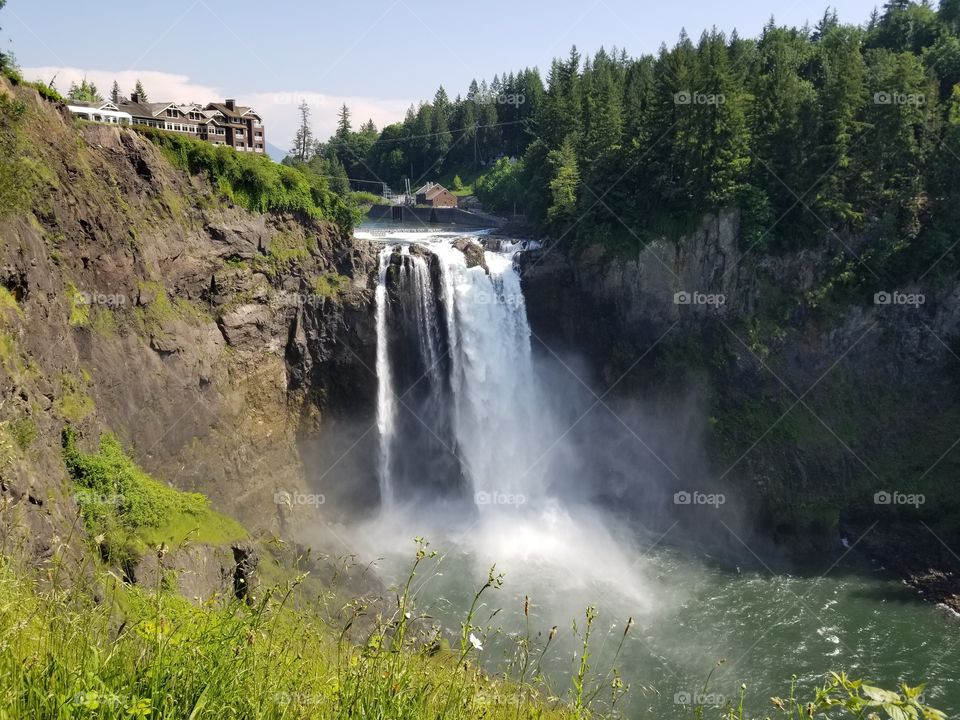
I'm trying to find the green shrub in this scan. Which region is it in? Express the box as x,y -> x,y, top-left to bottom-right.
312,272 -> 349,298
475,158 -> 524,213
138,128 -> 357,232
350,189 -> 390,206
1,65 -> 65,104
0,94 -> 33,217
63,429 -> 246,566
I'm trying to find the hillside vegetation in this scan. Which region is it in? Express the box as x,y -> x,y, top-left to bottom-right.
140,128 -> 360,233
328,1 -> 960,300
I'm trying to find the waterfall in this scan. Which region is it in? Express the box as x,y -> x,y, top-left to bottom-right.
375,246 -> 395,507
375,236 -> 549,508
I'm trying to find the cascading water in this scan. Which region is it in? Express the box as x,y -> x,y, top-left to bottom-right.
374,236 -> 550,507
374,247 -> 395,507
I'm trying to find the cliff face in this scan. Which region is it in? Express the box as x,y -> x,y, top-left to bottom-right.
0,78 -> 379,567
520,210 -> 960,596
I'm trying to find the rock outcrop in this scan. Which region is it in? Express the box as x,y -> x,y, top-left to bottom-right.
519,208 -> 960,605
0,77 -> 379,570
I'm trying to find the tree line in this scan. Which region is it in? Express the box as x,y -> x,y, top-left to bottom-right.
301,1 -> 960,292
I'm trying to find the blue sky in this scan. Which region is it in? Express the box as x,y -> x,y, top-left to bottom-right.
4,0 -> 883,147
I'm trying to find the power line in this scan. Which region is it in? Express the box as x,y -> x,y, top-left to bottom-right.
347,118 -> 529,147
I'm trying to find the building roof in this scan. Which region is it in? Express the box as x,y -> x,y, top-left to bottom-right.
416,182 -> 452,198
424,185 -> 452,200
109,97 -> 259,127
204,102 -> 262,123
117,100 -> 177,119
68,99 -> 120,111
68,105 -> 133,121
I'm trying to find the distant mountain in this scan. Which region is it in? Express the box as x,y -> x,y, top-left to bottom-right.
266,141 -> 287,163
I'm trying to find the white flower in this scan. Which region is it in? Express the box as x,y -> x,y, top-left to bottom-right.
469,633 -> 483,651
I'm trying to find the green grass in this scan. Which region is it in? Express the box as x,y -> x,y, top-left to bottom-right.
63,429 -> 246,567
251,232 -> 327,278
53,372 -> 94,423
0,94 -> 34,218
0,330 -> 22,377
89,307 -> 119,337
0,287 -> 22,321
66,282 -> 89,327
312,272 -> 349,299
133,281 -> 209,339
0,555 -> 571,720
0,541 -> 942,720
9,417 -> 36,450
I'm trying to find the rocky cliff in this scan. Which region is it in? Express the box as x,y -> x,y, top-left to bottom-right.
0,77 -> 379,574
520,210 -> 960,605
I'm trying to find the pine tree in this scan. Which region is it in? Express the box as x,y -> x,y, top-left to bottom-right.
336,104 -> 352,139
134,80 -> 148,102
942,0 -> 960,32
110,80 -> 122,104
431,86 -> 453,161
580,47 -> 624,166
547,136 -> 580,229
290,100 -> 314,163
68,77 -> 103,103
814,25 -> 868,226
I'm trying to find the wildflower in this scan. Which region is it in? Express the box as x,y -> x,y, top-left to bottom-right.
524,595 -> 529,618
548,626 -> 557,641
469,633 -> 483,651
624,616 -> 634,637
